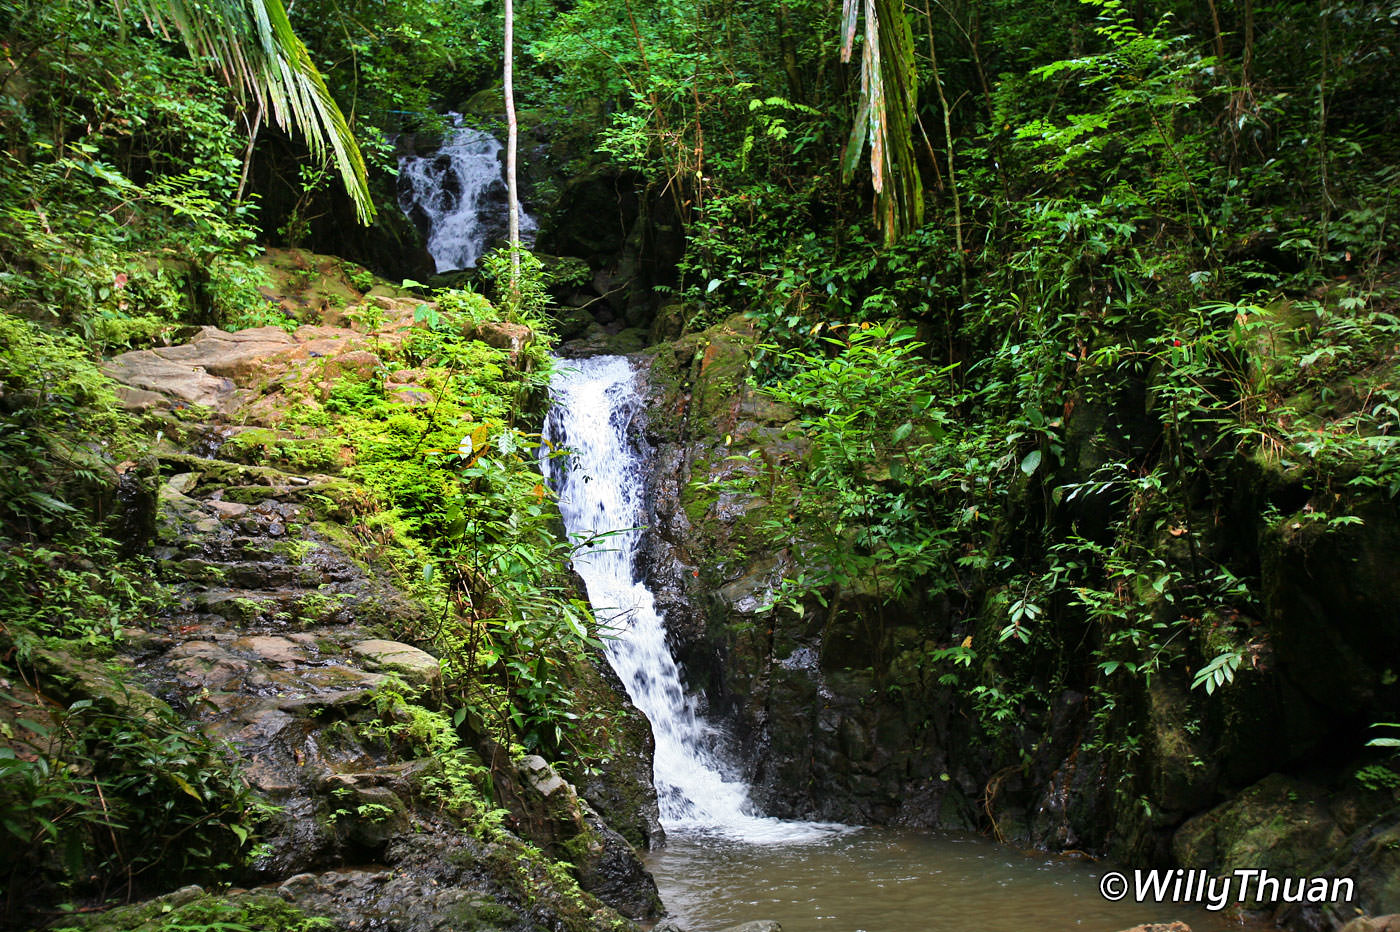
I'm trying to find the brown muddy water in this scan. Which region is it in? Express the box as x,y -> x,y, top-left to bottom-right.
646,827 -> 1279,932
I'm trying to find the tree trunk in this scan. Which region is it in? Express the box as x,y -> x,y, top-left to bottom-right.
504,0 -> 521,301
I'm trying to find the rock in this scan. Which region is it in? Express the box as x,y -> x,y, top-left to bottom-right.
522,753 -> 573,798
1173,774 -> 1349,886
1259,497 -> 1400,720
389,387 -> 433,405
166,472 -> 200,495
602,326 -> 648,354
76,308 -> 660,932
103,353 -> 236,409
232,635 -> 305,665
1175,773 -> 1400,927
350,639 -> 442,688
466,320 -> 533,358
569,657 -> 665,851
113,385 -> 171,411
166,640 -> 258,691
1113,924 -> 1191,932
277,872 -> 320,896
505,756 -> 662,920
327,783 -> 410,849
650,302 -> 688,343
174,326 -> 297,379
571,801 -> 663,920
205,499 -> 250,519
322,349 -> 382,380
1340,917 -> 1400,932
259,833 -> 641,932
28,645 -> 173,722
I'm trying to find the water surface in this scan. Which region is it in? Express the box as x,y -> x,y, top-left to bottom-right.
648,827 -> 1273,932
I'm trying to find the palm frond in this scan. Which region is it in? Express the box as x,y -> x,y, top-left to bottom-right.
119,0 -> 375,223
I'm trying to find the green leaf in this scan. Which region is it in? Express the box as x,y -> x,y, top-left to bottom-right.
169,772 -> 204,801
1020,450 -> 1043,476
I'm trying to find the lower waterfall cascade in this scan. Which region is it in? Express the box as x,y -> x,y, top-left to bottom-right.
540,355 -> 840,844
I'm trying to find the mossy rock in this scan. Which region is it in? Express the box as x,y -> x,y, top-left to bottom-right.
57,889 -> 338,932
461,86 -> 505,119
26,645 -> 173,723
445,896 -> 519,931
1173,774 -> 1346,886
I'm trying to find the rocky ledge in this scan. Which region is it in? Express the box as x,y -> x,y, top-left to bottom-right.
53,258 -> 664,931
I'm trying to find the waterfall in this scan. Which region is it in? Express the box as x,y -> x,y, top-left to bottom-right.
541,355 -> 842,844
396,114 -> 537,273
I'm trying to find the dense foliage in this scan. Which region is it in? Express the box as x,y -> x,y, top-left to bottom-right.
519,0 -> 1400,831
2,0 -> 1399,920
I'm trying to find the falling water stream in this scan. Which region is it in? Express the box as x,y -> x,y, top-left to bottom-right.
396,115 -> 536,273
540,356 -> 1273,932
542,355 -> 838,845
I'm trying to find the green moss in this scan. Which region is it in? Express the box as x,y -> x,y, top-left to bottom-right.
55,890 -> 334,932
294,591 -> 350,623
447,897 -> 520,931
222,428 -> 343,474
681,485 -> 718,527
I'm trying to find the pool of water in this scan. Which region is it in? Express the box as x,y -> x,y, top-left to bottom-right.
647,827 -> 1276,932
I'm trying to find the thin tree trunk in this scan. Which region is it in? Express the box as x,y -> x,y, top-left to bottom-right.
924,0 -> 966,302
504,0 -> 521,300
236,98 -> 264,205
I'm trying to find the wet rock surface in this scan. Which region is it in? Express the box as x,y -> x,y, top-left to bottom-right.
631,319 -> 962,826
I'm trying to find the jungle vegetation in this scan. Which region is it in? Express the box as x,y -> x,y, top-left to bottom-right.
1,0 -> 1397,923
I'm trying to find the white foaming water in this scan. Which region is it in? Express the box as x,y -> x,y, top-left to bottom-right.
542,355 -> 845,845
396,115 -> 537,272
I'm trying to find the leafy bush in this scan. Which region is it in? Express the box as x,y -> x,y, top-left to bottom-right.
0,696 -> 257,915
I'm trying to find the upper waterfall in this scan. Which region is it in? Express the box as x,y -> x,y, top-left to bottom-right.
541,355 -> 844,844
396,114 -> 537,273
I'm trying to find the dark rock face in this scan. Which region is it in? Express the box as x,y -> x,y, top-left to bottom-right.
569,654 -> 666,853
127,451 -> 660,921
66,833 -> 641,932
629,320 -> 980,828
1175,774 -> 1400,932
495,755 -> 662,920
1259,498 -> 1400,721
535,158 -> 686,345
248,133 -> 434,281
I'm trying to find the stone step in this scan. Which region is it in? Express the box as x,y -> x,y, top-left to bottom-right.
181,587 -> 354,628
159,451 -> 360,516
159,534 -> 309,563
158,558 -> 325,589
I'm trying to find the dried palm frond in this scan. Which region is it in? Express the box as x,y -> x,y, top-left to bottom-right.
840,0 -> 923,244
